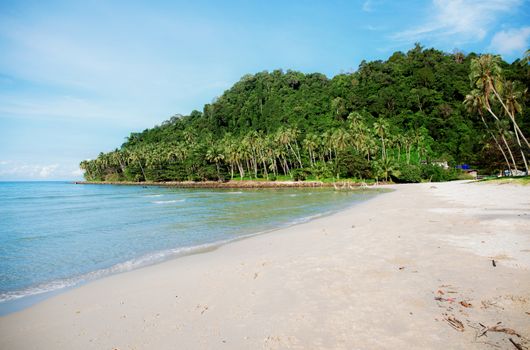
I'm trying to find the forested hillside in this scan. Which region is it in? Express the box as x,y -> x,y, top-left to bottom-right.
80,45 -> 530,182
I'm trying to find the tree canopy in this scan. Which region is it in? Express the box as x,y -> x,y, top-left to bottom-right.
81,45 -> 530,183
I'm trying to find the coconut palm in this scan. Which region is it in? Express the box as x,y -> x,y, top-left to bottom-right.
331,128 -> 351,154
303,133 -> 319,167
470,55 -> 529,157
495,119 -> 520,174
221,134 -> 238,180
403,132 -> 414,164
373,120 -> 388,161
464,90 -> 514,172
287,128 -> 303,168
206,145 -> 224,180
128,148 -> 147,181
501,80 -> 529,173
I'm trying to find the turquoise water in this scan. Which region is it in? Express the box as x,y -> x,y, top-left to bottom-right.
0,181 -> 378,314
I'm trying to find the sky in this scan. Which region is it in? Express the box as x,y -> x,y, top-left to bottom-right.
1,0 -> 529,180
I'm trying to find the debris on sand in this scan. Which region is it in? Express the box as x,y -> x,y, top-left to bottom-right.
435,296 -> 456,303
444,315 -> 465,332
509,338 -> 524,350
459,301 -> 472,308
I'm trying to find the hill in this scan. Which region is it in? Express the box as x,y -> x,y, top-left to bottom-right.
80,45 -> 530,182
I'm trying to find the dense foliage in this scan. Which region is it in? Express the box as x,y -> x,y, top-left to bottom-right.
80,45 -> 530,183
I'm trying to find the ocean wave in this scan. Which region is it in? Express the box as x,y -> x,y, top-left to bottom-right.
0,278 -> 78,303
0,241 -> 227,304
288,211 -> 330,225
0,206 -> 345,305
143,194 -> 162,198
151,199 -> 185,204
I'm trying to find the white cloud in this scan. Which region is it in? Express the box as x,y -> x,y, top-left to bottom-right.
38,164 -> 59,177
71,168 -> 84,177
392,0 -> 522,44
0,161 -> 81,180
362,0 -> 374,12
489,26 -> 530,55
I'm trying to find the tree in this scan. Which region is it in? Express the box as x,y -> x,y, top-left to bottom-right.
470,55 -> 530,161
464,90 -> 514,172
373,120 -> 389,161
81,46 -> 529,182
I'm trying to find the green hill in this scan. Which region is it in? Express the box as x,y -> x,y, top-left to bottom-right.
80,45 -> 530,183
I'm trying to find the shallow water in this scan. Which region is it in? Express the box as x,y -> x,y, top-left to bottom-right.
0,181 -> 379,314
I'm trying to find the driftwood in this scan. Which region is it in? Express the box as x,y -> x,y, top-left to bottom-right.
509,338 -> 524,350
444,316 -> 465,332
487,326 -> 521,337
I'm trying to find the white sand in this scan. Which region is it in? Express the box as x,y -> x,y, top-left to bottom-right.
1,181 -> 529,349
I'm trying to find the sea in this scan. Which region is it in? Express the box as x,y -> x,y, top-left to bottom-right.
0,181 -> 379,315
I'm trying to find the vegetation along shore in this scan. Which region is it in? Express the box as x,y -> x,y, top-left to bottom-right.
75,180 -> 370,188
79,45 -> 530,183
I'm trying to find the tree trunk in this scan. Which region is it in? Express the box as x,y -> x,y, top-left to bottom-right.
237,161 -> 244,180
138,160 -> 147,181
486,107 -> 520,172
513,124 -> 529,174
491,86 -> 530,149
479,114 -> 513,174
501,135 -> 518,172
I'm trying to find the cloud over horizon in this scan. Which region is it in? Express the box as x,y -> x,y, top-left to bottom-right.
0,160 -> 82,180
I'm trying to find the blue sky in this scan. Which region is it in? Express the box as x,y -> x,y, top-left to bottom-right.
1,0 -> 529,180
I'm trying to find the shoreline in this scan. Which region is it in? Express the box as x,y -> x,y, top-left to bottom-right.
1,181 -> 529,349
74,179 -> 381,189
0,186 -> 384,315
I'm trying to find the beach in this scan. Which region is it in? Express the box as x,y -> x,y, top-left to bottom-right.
1,181 -> 529,349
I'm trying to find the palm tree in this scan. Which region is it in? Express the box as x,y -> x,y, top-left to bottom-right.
331,128 -> 351,179
403,132 -> 414,164
373,120 -> 388,161
242,132 -> 258,178
495,119 -> 520,174
464,90 -> 514,172
79,160 -> 95,180
503,80 -> 529,173
254,134 -> 269,179
373,157 -> 396,182
287,128 -> 303,169
303,134 -> 319,167
321,130 -> 334,161
128,147 -> 147,181
221,134 -> 237,180
265,134 -> 278,177
332,128 -> 350,153
348,112 -> 367,153
206,145 -> 224,180
470,55 -> 529,157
